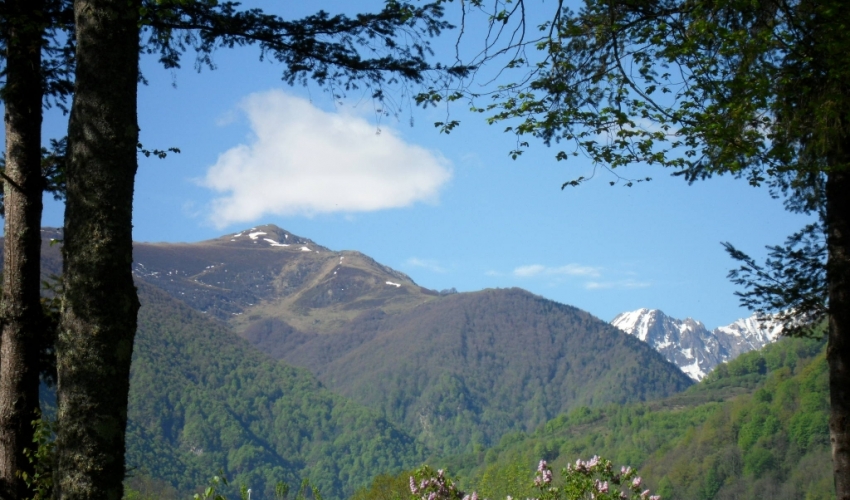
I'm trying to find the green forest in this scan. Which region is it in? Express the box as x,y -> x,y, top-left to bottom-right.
115,282 -> 834,500
351,336 -> 831,500
123,283 -> 424,499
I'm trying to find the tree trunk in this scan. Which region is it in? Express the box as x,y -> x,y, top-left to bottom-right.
827,169 -> 850,500
56,0 -> 140,498
0,1 -> 46,498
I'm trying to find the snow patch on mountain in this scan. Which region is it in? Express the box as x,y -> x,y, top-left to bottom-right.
611,309 -> 782,381
263,238 -> 289,247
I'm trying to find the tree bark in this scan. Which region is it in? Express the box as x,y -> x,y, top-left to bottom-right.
56,0 -> 140,498
0,1 -> 46,498
827,168 -> 850,500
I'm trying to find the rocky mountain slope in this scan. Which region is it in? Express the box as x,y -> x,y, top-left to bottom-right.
611,308 -> 783,380
131,224 -> 439,332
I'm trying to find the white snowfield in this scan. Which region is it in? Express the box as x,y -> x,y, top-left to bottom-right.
386,281 -> 401,287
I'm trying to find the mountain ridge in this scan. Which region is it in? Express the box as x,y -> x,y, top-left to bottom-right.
11,224 -> 699,497
125,224 -> 694,454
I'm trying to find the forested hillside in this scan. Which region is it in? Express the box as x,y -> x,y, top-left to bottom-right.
125,283 -> 423,499
450,337 -> 831,500
247,288 -> 693,456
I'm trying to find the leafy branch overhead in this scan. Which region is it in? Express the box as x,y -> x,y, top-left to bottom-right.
141,0 -> 472,102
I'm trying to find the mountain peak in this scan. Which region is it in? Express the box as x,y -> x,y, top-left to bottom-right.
212,224 -> 329,252
611,308 -> 783,381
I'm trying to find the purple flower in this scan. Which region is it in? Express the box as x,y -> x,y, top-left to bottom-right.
587,456 -> 600,468
621,466 -> 632,476
632,477 -> 642,488
595,480 -> 609,493
409,476 -> 418,494
575,459 -> 588,473
641,490 -> 651,498
538,460 -> 548,472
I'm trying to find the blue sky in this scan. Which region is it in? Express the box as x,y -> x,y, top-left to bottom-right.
26,1 -> 812,329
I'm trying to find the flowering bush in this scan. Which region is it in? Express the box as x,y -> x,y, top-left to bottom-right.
408,465 -> 467,500
408,458 -> 660,500
548,457 -> 660,500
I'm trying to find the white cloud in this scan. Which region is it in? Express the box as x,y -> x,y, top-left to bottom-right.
585,279 -> 651,290
406,257 -> 447,273
200,90 -> 452,227
512,263 -> 601,278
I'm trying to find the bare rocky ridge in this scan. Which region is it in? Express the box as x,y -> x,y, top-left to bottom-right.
130,223 -> 437,332
611,308 -> 783,380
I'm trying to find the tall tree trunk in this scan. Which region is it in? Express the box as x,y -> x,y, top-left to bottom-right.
56,0 -> 140,498
827,168 -> 850,500
0,1 -> 46,498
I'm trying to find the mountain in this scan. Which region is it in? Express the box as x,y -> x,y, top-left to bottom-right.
20,225 -> 695,496
19,230 -> 428,499
242,288 -> 694,456
131,224 -> 438,332
125,225 -> 695,455
611,309 -> 783,380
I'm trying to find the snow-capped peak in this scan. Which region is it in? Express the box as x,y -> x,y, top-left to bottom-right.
715,314 -> 783,344
611,308 -> 783,381
610,308 -> 655,342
